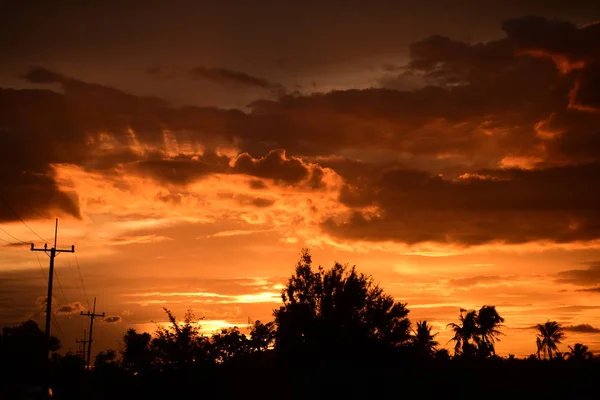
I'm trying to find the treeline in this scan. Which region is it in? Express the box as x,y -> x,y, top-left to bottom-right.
1,250 -> 599,399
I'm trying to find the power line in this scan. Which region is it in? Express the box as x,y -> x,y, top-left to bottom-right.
0,226 -> 28,244
0,194 -> 48,243
74,253 -> 90,310
20,199 -> 51,221
54,267 -> 69,306
68,259 -> 87,308
34,251 -> 48,285
0,236 -> 15,245
51,315 -> 64,337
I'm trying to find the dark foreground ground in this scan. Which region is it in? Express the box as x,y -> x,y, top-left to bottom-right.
3,361 -> 598,400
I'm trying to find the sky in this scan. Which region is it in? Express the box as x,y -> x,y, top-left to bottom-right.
1,0 -> 600,359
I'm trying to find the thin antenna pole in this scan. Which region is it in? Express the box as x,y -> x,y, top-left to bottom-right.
54,218 -> 58,249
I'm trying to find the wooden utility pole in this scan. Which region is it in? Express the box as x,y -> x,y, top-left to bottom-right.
76,329 -> 89,362
30,218 -> 75,358
81,297 -> 105,369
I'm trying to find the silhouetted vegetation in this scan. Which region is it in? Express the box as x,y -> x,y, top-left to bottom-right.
447,305 -> 504,359
536,320 -> 565,360
2,249 -> 599,399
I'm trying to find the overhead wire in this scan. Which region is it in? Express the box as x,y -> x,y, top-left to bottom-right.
74,253 -> 91,310
0,226 -> 29,244
19,199 -> 51,221
1,197 -> 75,346
1,195 -> 88,347
34,250 -> 49,285
0,196 -> 76,351
51,315 -> 64,337
0,194 -> 48,243
0,236 -> 15,245
54,267 -> 69,307
68,259 -> 88,308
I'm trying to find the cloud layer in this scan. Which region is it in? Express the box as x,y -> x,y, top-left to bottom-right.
1,17 -> 600,249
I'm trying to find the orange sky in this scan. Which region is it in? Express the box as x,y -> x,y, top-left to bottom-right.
1,1 -> 600,359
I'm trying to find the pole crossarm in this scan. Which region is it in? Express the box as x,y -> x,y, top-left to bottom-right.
76,329 -> 89,363
28,219 -> 75,359
31,243 -> 75,254
26,218 -> 75,398
80,297 -> 105,368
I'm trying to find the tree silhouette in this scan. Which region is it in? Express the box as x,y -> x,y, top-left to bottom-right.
51,352 -> 87,399
565,343 -> 593,362
0,320 -> 61,397
447,309 -> 479,357
274,249 -> 411,360
249,320 -> 276,352
209,327 -> 250,363
536,321 -> 564,360
95,349 -> 117,369
536,336 -> 543,360
151,308 -> 209,368
121,328 -> 153,373
411,320 -> 439,358
476,305 -> 504,357
433,348 -> 451,361
447,306 -> 504,358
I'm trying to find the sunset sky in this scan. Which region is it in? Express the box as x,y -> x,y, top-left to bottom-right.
2,1 -> 600,359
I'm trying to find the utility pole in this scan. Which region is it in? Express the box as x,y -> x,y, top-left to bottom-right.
76,329 -> 89,362
81,297 -> 105,369
30,218 -> 75,358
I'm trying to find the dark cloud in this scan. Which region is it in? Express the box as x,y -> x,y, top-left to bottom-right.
555,305 -> 600,312
449,275 -> 515,287
103,316 -> 122,324
378,70 -> 426,91
324,163 -> 600,245
524,323 -> 600,333
556,263 -> 600,286
34,297 -> 87,316
232,149 -> 311,185
0,85 -> 84,222
248,180 -> 267,189
2,17 -> 600,246
131,157 -> 224,185
502,16 -> 600,64
0,68 -> 309,221
0,241 -> 31,248
234,194 -> 276,208
575,61 -> 600,110
0,67 -> 173,221
251,198 -> 275,208
55,302 -> 85,315
312,16 -> 600,246
22,67 -> 66,84
0,171 -> 82,223
563,324 -> 600,333
577,286 -> 600,293
191,66 -> 283,90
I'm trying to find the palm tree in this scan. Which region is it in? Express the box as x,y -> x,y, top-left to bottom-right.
536,321 -> 565,360
476,305 -> 505,356
411,320 -> 439,357
565,343 -> 593,361
447,309 -> 479,357
536,337 -> 543,360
